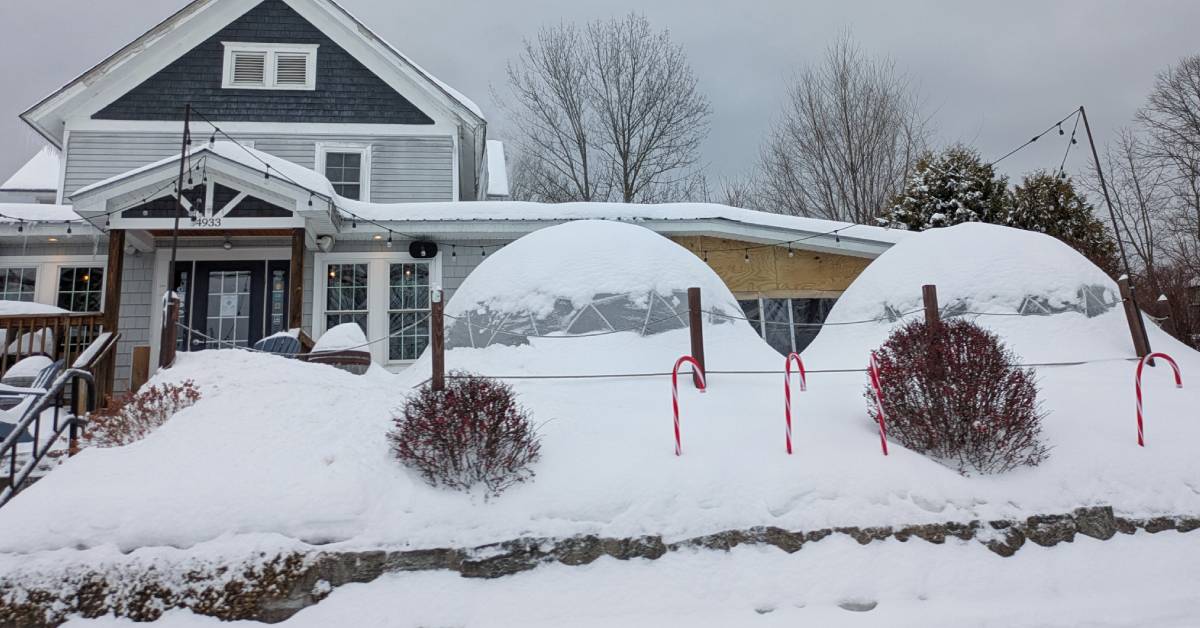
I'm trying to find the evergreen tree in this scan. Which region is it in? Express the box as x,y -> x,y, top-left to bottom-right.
1006,172 -> 1120,275
882,145 -> 1008,231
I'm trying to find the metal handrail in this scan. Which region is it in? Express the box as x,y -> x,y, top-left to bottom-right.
0,368 -> 96,509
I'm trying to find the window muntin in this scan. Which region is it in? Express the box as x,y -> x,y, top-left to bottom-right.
324,152 -> 364,200
739,297 -> 838,355
205,271 -> 252,349
325,263 -> 369,334
0,267 -> 37,302
56,267 -> 104,312
222,43 -> 318,90
388,263 -> 431,361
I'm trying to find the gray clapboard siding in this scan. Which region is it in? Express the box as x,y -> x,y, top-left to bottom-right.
64,131 -> 454,203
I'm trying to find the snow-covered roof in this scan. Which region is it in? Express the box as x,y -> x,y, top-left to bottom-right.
338,199 -> 908,245
1,147 -> 60,192
486,140 -> 509,198
0,203 -> 80,224
70,141 -> 335,200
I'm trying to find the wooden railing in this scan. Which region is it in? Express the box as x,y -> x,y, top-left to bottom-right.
0,313 -> 117,402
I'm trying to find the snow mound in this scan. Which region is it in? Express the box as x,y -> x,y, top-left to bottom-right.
313,323 -> 367,353
445,220 -> 748,349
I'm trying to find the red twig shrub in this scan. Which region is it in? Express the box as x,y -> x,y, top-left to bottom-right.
866,319 -> 1048,474
85,381 -> 201,448
389,372 -> 542,497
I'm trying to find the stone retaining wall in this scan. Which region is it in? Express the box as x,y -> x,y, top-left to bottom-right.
2,507 -> 1197,626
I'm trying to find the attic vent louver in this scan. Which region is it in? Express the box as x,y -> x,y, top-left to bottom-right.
222,43 -> 318,90
275,53 -> 310,86
230,51 -> 267,86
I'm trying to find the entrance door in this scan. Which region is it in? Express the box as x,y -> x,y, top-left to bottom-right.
172,260 -> 290,352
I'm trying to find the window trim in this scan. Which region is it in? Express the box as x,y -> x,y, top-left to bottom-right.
55,265 -> 107,313
315,143 -> 371,201
0,256 -> 110,312
221,42 -> 319,91
312,250 -> 442,367
0,266 -> 40,303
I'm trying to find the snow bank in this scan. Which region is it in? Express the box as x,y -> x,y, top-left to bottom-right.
0,222 -> 1198,565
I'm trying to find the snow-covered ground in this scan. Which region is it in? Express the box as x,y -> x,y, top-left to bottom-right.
2,221 -> 1199,624
64,532 -> 1200,628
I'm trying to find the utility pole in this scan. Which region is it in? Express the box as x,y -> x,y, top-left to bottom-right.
1080,105 -> 1152,359
167,103 -> 192,303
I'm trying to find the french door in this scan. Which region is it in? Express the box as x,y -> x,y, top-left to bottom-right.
173,260 -> 290,351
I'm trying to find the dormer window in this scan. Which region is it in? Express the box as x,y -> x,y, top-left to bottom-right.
222,43 -> 318,90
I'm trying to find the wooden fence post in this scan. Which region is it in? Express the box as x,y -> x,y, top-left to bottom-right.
431,289 -> 445,392
159,296 -> 180,369
1118,276 -> 1152,360
922,284 -> 940,329
687,287 -> 706,389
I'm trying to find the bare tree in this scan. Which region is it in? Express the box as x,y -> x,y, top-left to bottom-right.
1138,54 -> 1200,246
758,35 -> 928,222
498,14 -> 710,203
1087,128 -> 1169,278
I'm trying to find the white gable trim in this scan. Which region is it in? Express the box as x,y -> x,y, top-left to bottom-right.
21,0 -> 483,147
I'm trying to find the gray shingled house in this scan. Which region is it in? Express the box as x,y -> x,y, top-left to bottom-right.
0,0 -> 903,400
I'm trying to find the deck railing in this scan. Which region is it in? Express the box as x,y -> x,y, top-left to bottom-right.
0,313 -> 116,400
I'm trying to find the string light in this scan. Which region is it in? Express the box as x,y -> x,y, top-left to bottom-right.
744,249 -> 750,264
481,247 -> 487,257
66,223 -> 72,235
787,246 -> 794,258
386,233 -> 393,248
451,245 -> 457,259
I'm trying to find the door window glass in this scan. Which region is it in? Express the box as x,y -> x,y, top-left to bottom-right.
205,271 -> 252,348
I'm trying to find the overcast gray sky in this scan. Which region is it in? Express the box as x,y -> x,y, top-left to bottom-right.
1,0 -> 1198,189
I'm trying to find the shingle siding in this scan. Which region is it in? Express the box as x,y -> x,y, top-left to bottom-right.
93,0 -> 434,125
64,131 -> 453,203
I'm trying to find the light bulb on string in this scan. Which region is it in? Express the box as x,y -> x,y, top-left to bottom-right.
481,247 -> 487,257
66,223 -> 72,235
386,233 -> 393,248
744,249 -> 750,264
835,231 -> 841,244
788,246 -> 794,258
451,245 -> 457,259
702,249 -> 708,263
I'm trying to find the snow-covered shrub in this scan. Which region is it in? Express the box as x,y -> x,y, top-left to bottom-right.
867,319 -> 1048,474
389,372 -> 541,497
85,381 -> 201,448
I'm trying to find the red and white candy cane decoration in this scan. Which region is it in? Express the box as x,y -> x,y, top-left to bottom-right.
1135,352 -> 1183,447
784,353 -> 807,455
867,352 -> 890,456
671,355 -> 707,456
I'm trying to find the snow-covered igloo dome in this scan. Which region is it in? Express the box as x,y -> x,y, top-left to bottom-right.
803,222 -> 1137,370
445,220 -> 746,349
826,222 -> 1118,323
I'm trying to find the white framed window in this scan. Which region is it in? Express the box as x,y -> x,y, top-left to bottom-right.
324,263 -> 369,333
315,144 -> 371,201
56,266 -> 105,312
222,42 -> 319,90
388,263 -> 432,361
0,267 -> 38,302
313,251 -> 441,366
